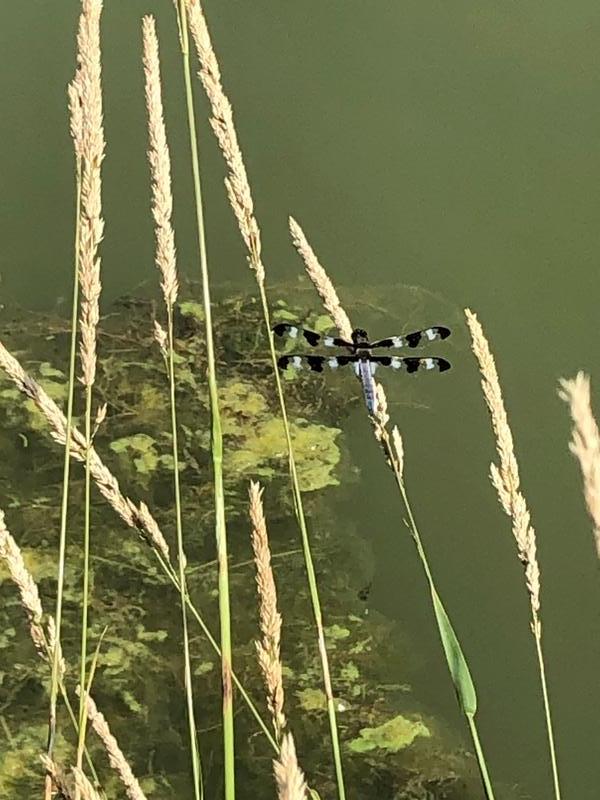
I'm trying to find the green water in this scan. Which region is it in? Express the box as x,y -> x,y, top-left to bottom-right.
2,1 -> 600,798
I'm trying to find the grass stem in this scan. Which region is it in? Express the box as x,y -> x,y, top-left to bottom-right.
142,14 -> 202,796
177,3 -> 235,795
46,150 -> 82,800
182,3 -> 347,794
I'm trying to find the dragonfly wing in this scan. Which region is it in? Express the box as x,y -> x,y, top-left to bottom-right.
369,326 -> 451,349
277,353 -> 359,371
278,354 -> 324,371
371,355 -> 451,372
272,323 -> 352,348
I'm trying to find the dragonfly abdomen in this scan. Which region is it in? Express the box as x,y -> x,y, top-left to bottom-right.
355,358 -> 377,415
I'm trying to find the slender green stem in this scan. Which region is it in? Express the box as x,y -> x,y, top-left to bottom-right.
61,680 -> 101,791
46,162 -> 81,781
178,4 -> 235,796
45,622 -> 101,789
257,284 -> 347,800
534,623 -> 562,800
167,306 -> 203,800
76,382 -> 93,774
466,714 -> 496,799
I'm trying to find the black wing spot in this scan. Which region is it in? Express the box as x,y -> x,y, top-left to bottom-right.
335,355 -> 356,367
302,329 -> 321,347
306,355 -> 326,372
406,332 -> 424,348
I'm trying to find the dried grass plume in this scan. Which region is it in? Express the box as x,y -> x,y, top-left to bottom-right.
82,692 -> 148,800
40,756 -> 73,799
0,510 -> 46,658
288,217 -> 353,341
249,481 -> 286,741
0,340 -> 170,562
465,308 -> 540,617
142,14 -> 178,307
273,733 -> 308,800
185,0 -> 263,281
75,0 -> 105,388
72,767 -> 103,800
392,425 -> 405,480
559,372 -> 600,558
68,78 -> 84,164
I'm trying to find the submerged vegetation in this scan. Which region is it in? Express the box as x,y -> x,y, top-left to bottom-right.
0,1 -> 597,799
0,291 -> 476,798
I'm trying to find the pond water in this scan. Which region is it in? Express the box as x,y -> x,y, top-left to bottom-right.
1,1 -> 600,798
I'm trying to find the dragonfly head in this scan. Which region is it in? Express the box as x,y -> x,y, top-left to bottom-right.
351,328 -> 369,346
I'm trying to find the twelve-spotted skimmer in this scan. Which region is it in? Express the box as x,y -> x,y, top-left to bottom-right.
273,322 -> 451,415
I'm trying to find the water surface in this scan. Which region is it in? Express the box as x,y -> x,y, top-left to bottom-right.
1,2 -> 600,798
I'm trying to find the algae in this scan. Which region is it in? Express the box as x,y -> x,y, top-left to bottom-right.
348,714 -> 431,754
0,287 -> 475,800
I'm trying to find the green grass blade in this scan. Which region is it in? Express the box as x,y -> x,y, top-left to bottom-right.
430,587 -> 477,715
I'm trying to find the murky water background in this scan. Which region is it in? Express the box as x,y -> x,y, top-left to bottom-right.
2,1 -> 600,797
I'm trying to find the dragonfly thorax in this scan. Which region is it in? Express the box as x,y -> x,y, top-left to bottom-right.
351,328 -> 370,347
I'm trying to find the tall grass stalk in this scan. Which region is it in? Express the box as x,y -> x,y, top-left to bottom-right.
70,0 -> 106,787
142,14 -> 202,798
0,338 -> 278,752
287,218 -> 496,799
45,75 -> 84,800
466,308 -> 561,800
176,3 -> 235,795
183,2 -> 346,795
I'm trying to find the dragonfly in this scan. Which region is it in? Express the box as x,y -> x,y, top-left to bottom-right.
273,322 -> 451,415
